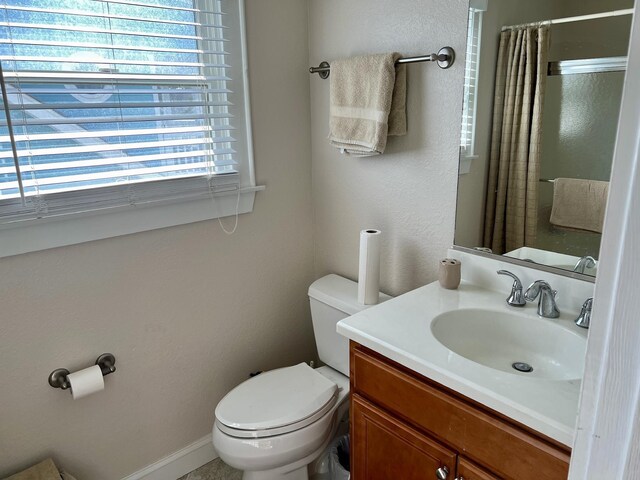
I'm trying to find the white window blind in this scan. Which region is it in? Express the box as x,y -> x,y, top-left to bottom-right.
0,0 -> 251,224
460,1 -> 486,157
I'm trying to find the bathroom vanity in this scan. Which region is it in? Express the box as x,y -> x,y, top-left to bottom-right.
350,342 -> 569,480
337,250 -> 593,480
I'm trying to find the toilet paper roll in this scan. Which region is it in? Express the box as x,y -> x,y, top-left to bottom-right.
67,365 -> 104,400
358,229 -> 382,305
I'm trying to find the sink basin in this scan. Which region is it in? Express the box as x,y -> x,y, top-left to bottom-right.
505,246 -> 597,276
431,309 -> 586,380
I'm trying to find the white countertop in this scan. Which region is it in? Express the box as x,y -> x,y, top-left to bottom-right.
337,281 -> 588,447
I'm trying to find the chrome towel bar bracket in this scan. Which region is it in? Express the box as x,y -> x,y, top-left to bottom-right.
309,47 -> 455,79
48,353 -> 116,390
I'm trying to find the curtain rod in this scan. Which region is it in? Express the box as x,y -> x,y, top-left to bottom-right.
502,8 -> 633,31
309,47 -> 455,79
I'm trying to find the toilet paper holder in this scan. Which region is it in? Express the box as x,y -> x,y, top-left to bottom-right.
48,353 -> 116,391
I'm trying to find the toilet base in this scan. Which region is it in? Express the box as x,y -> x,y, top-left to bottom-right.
237,427 -> 333,480
243,465 -> 308,480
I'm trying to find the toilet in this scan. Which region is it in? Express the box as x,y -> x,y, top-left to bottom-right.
212,274 -> 390,480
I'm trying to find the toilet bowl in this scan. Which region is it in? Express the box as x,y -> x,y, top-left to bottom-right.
213,365 -> 349,480
212,275 -> 391,480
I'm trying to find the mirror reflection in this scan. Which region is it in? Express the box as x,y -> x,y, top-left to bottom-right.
455,0 -> 634,277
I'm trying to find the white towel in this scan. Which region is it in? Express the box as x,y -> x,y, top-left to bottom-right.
328,53 -> 407,156
550,178 -> 609,233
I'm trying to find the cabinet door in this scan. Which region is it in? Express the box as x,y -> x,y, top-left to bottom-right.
456,457 -> 500,480
352,394 -> 457,480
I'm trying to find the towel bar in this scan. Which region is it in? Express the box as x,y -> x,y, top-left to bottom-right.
309,47 -> 455,79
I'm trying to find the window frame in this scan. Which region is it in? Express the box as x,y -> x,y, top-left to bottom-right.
0,0 -> 260,258
459,0 -> 487,170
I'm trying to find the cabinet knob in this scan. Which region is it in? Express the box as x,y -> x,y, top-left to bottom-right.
436,465 -> 449,479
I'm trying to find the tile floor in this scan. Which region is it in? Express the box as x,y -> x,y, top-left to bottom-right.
178,458 -> 242,480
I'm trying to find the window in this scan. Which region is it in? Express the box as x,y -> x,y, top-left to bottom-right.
0,0 -> 256,255
460,0 -> 487,159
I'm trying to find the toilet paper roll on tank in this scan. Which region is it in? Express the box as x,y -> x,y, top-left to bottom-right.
358,229 -> 382,305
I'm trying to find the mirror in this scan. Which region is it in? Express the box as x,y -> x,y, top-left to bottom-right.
454,0 -> 634,278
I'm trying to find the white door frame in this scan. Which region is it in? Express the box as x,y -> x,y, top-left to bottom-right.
569,2 -> 640,478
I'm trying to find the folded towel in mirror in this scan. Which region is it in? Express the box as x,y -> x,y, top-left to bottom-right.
550,178 -> 609,233
328,53 -> 407,156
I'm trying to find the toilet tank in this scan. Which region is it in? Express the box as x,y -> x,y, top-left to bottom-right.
308,274 -> 391,376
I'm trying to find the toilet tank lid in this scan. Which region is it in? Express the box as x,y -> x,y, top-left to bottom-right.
308,274 -> 391,316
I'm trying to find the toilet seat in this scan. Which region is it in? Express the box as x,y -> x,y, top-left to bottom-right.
215,363 -> 339,439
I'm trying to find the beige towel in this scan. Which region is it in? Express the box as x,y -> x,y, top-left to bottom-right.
4,459 -> 61,480
329,53 -> 407,156
550,178 -> 609,233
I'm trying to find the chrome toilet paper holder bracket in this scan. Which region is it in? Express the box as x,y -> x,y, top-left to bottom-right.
48,353 -> 116,390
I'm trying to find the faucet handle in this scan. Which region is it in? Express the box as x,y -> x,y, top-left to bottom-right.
573,256 -> 597,274
575,297 -> 593,328
525,280 -> 560,318
497,270 -> 526,307
524,280 -> 550,301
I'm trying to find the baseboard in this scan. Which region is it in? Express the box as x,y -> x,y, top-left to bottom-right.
121,434 -> 218,480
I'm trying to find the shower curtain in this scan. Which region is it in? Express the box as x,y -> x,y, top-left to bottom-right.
483,25 -> 550,254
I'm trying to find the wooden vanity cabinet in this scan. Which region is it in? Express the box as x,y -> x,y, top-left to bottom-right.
349,342 -> 571,480
456,458 -> 501,480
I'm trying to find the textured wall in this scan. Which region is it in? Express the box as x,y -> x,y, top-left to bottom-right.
0,1 -> 315,478
309,0 -> 467,296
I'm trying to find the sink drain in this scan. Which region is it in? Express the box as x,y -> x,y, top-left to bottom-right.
512,362 -> 533,373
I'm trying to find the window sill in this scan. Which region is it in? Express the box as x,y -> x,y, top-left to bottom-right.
0,185 -> 265,258
459,155 -> 478,175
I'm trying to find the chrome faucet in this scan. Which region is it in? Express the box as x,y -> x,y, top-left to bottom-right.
524,280 -> 560,318
575,298 -> 593,328
573,256 -> 596,274
497,270 -> 526,307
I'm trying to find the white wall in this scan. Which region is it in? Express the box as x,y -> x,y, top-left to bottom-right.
309,0 -> 468,296
0,1 -> 315,478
